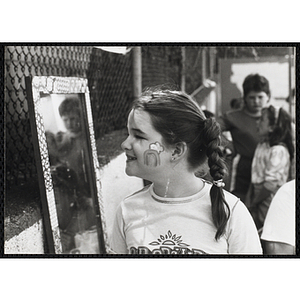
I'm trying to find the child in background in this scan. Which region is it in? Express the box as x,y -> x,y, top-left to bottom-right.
217,74 -> 271,202
245,105 -> 294,230
110,87 -> 262,255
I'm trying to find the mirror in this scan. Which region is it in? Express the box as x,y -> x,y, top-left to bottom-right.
26,76 -> 108,254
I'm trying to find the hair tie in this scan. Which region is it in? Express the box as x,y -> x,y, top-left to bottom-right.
213,179 -> 225,188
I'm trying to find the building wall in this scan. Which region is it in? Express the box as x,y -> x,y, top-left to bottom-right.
218,56 -> 294,116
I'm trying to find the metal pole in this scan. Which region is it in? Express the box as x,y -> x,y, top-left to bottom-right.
132,47 -> 142,100
209,47 -> 216,78
288,47 -> 294,118
202,47 -> 207,83
181,46 -> 186,92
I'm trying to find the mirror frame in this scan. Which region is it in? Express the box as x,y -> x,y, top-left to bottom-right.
25,76 -> 108,254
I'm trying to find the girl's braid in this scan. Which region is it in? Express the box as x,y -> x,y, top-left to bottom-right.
202,118 -> 230,240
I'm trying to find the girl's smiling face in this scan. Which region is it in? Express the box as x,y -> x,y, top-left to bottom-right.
121,109 -> 171,181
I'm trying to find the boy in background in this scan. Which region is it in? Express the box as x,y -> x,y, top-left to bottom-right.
217,74 -> 270,202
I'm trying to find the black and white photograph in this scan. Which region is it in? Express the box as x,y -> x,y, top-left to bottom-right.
2,1 -> 300,298
3,45 -> 297,257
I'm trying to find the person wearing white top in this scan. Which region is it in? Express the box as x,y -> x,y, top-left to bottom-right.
110,87 -> 262,255
261,180 -> 295,254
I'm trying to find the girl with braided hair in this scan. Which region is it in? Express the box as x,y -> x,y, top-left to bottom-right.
110,87 -> 262,255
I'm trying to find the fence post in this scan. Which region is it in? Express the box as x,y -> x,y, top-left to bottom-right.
201,47 -> 207,82
209,47 -> 216,78
288,47 -> 294,120
181,46 -> 186,92
132,47 -> 142,100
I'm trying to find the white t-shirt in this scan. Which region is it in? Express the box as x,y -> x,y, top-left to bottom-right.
261,180 -> 295,247
110,180 -> 262,255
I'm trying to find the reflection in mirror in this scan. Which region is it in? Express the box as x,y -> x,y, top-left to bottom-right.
26,76 -> 107,255
41,94 -> 100,253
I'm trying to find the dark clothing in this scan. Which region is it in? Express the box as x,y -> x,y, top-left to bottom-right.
217,108 -> 261,202
217,108 -> 261,159
231,156 -> 252,202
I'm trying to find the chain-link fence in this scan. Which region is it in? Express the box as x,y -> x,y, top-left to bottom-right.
6,45 -> 294,190
5,45 -> 184,190
5,46 -> 95,188
142,46 -> 182,89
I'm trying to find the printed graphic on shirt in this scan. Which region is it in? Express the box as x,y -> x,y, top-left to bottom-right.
129,230 -> 208,255
144,141 -> 164,167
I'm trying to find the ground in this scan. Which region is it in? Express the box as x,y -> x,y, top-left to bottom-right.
96,128 -> 127,167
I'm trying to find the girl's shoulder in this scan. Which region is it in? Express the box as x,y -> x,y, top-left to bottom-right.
124,184 -> 151,201
257,142 -> 289,153
222,189 -> 241,211
117,185 -> 151,214
273,142 -> 287,148
270,143 -> 289,154
204,180 -> 240,211
270,143 -> 290,159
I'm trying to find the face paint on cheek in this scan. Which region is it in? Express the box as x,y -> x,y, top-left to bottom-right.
144,152 -> 158,167
143,142 -> 164,167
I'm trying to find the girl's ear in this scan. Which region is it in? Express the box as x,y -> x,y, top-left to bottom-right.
171,142 -> 187,160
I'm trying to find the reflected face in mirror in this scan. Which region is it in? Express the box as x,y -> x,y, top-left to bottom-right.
43,95 -> 99,253
58,98 -> 83,134
61,112 -> 82,134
